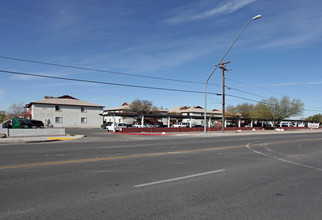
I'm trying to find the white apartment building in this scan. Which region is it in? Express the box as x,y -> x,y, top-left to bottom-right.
26,95 -> 104,128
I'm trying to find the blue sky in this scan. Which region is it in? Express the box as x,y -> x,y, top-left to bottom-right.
0,0 -> 322,118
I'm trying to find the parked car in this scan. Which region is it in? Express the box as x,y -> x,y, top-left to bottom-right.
1,120 -> 12,128
132,123 -> 145,128
104,122 -> 119,132
145,123 -> 154,128
30,120 -> 44,128
102,122 -> 110,129
172,122 -> 189,128
117,123 -> 128,131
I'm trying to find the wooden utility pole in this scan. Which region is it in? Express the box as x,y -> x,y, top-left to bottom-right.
217,61 -> 230,132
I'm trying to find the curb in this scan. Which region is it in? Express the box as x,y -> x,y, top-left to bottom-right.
111,132 -> 173,136
110,129 -> 322,137
0,135 -> 85,144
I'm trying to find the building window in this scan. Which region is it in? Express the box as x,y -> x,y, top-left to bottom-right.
81,106 -> 86,112
81,117 -> 87,124
55,105 -> 61,111
55,117 -> 63,123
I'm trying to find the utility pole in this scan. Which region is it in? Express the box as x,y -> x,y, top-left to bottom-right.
217,61 -> 230,132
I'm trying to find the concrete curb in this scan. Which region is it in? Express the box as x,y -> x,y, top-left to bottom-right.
112,132 -> 173,136
115,129 -> 322,137
0,135 -> 85,144
174,129 -> 322,137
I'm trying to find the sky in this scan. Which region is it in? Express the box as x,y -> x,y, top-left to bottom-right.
0,0 -> 322,118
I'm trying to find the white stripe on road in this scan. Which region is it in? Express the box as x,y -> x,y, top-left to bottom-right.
133,169 -> 226,188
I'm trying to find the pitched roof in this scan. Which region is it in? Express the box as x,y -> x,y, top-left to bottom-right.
104,102 -> 131,111
104,102 -> 167,113
168,106 -> 222,114
26,96 -> 104,108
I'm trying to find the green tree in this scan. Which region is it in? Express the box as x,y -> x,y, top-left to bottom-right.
305,114 -> 322,123
226,103 -> 254,118
250,96 -> 304,126
0,111 -> 12,123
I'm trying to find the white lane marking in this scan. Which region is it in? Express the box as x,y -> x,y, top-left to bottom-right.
133,169 -> 226,188
277,158 -> 317,169
246,143 -> 322,171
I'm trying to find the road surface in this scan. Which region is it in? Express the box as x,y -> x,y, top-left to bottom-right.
1,131 -> 322,219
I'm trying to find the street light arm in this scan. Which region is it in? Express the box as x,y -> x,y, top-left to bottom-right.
206,18 -> 253,85
204,15 -> 261,133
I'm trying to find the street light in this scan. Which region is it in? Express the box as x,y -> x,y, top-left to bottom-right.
203,15 -> 262,133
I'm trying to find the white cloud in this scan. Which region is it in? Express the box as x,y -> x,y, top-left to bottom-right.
166,0 -> 256,24
10,74 -> 36,80
250,2 -> 322,50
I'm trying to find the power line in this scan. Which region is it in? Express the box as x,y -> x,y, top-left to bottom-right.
2,56 -> 322,113
226,77 -> 322,110
0,55 -> 221,87
0,55 -> 290,102
0,69 -> 222,96
2,69 -> 321,113
225,85 -> 269,99
225,94 -> 322,112
226,77 -> 286,96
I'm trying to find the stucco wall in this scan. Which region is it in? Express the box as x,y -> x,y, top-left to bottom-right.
32,104 -> 103,128
0,128 -> 65,137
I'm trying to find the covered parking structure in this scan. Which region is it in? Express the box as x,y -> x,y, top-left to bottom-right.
101,112 -> 222,128
101,112 -> 319,132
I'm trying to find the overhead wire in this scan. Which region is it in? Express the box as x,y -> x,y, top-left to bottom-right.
226,77 -> 322,112
0,69 -> 222,96
2,69 -> 322,113
0,55 -> 221,87
0,55 -> 282,100
1,55 -> 322,113
1,8 -> 321,114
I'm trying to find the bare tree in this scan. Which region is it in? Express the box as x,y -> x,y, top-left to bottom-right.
8,103 -> 25,117
129,99 -> 153,113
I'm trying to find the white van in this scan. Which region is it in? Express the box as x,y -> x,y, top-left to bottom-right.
172,122 -> 189,128
104,122 -> 119,132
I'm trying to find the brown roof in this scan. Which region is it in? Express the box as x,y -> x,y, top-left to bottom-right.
27,96 -> 104,108
168,106 -> 222,114
104,102 -> 167,113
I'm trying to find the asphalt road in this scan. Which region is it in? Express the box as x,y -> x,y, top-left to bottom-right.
1,131 -> 322,219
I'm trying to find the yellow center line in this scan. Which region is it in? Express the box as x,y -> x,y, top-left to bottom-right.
1,137 -> 322,170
